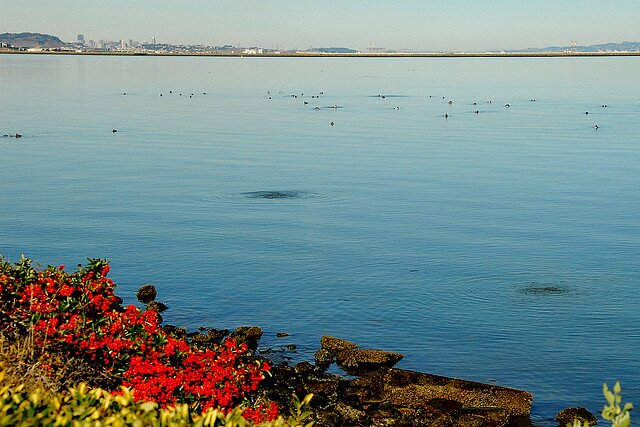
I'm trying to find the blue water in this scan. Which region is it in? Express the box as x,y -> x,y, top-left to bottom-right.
1,54 -> 639,424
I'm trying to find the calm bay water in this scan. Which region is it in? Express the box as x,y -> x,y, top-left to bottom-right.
1,54 -> 639,424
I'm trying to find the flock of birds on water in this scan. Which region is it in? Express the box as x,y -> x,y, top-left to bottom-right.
3,87 -> 608,138
270,90 -> 605,130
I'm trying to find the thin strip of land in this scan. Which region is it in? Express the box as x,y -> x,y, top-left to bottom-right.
2,48 -> 640,58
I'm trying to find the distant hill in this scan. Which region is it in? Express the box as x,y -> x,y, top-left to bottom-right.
0,32 -> 67,48
511,41 -> 640,53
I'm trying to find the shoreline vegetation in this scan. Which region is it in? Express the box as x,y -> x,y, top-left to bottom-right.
0,257 -> 631,426
2,48 -> 640,58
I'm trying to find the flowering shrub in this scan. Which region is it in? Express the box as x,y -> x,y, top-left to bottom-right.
0,365 -> 312,427
0,256 -> 277,422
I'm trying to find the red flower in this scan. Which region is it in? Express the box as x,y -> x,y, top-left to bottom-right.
100,265 -> 110,276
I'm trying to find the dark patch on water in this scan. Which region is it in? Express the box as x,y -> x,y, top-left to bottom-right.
218,190 -> 337,203
241,191 -> 319,200
243,191 -> 301,200
519,283 -> 572,295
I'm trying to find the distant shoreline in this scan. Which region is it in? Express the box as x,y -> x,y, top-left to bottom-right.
2,49 -> 640,58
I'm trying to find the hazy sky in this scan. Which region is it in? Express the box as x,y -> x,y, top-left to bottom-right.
2,1 -> 639,51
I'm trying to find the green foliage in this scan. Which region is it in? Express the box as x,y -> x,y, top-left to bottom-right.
569,418 -> 591,427
566,382 -> 633,427
602,382 -> 633,427
0,368 -> 314,427
289,394 -> 314,427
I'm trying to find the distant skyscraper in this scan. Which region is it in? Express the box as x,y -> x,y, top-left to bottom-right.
152,37 -> 156,45
77,34 -> 85,45
120,39 -> 126,49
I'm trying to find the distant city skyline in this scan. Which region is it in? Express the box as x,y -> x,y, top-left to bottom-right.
2,1 -> 640,52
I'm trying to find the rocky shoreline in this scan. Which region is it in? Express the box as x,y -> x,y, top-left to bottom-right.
186,327 -> 602,426
267,335 -> 533,427
139,285 -> 597,427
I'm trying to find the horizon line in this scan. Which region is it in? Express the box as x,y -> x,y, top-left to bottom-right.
2,49 -> 640,58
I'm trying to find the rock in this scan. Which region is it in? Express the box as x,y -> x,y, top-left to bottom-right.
314,348 -> 335,370
136,284 -> 157,303
336,349 -> 405,375
184,331 -> 535,427
188,333 -> 211,345
343,371 -> 385,402
371,412 -> 409,427
294,361 -> 315,376
276,332 -> 291,338
334,402 -> 369,425
261,362 -> 321,410
311,410 -> 341,427
303,376 -> 342,407
161,325 -> 186,338
205,328 -> 231,344
555,407 -> 598,426
456,408 -> 512,427
454,413 -> 489,427
381,369 -> 533,418
410,407 -> 455,427
286,344 -> 297,351
230,326 -> 263,351
321,335 -> 358,354
146,301 -> 168,312
428,398 -> 463,412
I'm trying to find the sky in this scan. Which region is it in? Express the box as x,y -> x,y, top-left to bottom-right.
2,1 -> 639,52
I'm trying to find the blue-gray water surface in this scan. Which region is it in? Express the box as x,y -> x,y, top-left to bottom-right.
1,54 -> 639,425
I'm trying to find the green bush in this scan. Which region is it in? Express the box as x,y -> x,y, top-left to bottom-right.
602,382 -> 633,427
568,382 -> 633,427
